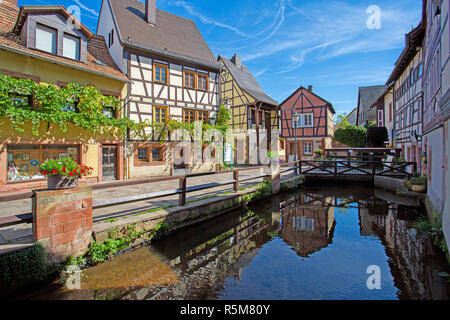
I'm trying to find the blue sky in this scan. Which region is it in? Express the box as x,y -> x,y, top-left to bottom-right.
18,0 -> 423,115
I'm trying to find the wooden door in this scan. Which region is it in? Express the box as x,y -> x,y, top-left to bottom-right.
102,146 -> 117,181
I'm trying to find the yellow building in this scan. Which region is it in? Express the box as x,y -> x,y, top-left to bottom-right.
0,1 -> 129,193
218,55 -> 279,164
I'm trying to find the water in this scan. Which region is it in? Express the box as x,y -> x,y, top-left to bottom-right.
20,182 -> 450,300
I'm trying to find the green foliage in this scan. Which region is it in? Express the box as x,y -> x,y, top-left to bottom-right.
215,104 -> 232,127
0,243 -> 54,286
241,180 -> 272,206
396,157 -> 406,164
418,218 -> 448,255
334,112 -> 348,126
334,125 -> 367,147
0,74 -> 147,137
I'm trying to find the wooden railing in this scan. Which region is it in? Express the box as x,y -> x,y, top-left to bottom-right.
0,165 -> 272,228
298,160 -> 417,179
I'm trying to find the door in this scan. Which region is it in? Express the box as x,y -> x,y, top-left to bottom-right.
102,146 -> 117,181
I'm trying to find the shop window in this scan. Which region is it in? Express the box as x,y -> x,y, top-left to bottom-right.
7,145 -> 79,182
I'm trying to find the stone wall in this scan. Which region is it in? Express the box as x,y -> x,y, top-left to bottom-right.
32,186 -> 93,263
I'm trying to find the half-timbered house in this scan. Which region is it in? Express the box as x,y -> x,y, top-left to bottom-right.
280,86 -> 335,162
218,54 -> 279,164
386,18 -> 425,169
97,0 -> 221,178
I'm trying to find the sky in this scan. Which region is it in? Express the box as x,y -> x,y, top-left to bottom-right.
18,0 -> 423,115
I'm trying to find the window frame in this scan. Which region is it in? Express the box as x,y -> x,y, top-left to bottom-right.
35,23 -> 58,55
62,32 -> 81,61
153,105 -> 169,123
183,108 -> 196,124
153,62 -> 169,85
183,70 -> 196,89
197,73 -> 209,91
303,142 -> 313,155
303,113 -> 314,128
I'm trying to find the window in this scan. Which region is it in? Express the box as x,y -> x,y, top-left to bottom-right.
35,24 -> 57,54
184,70 -> 195,89
197,111 -> 208,124
304,142 -> 313,155
63,33 -> 80,60
303,113 -> 314,128
9,93 -> 32,108
153,63 -> 168,84
152,147 -> 162,162
377,110 -> 384,127
137,148 -> 149,161
198,74 -> 208,91
103,106 -> 116,119
417,64 -> 423,79
153,106 -> 168,123
293,115 -> 302,128
389,103 -> 393,122
108,29 -> 114,48
7,145 -> 79,182
183,109 -> 195,123
62,99 -> 79,113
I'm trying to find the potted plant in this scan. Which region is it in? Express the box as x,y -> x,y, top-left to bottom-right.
40,158 -> 93,190
314,149 -> 324,160
407,176 -> 427,193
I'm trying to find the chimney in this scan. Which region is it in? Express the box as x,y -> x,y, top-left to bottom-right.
231,54 -> 242,69
308,85 -> 313,92
145,0 -> 156,26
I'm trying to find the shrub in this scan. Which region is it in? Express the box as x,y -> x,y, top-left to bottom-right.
334,125 -> 367,147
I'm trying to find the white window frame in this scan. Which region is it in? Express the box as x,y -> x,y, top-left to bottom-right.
304,142 -> 313,155
303,113 -> 314,128
377,110 -> 384,127
62,33 -> 80,61
35,24 -> 57,54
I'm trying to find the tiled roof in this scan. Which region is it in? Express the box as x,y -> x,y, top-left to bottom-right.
280,86 -> 335,114
220,55 -> 278,107
109,0 -> 220,69
0,2 -> 129,82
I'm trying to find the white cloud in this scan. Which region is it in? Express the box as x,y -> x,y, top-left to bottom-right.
72,0 -> 99,17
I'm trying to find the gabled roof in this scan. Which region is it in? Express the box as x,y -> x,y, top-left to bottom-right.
13,5 -> 93,40
356,85 -> 386,124
219,55 -> 278,107
108,0 -> 220,70
279,86 -> 336,114
386,19 -> 425,84
0,2 -> 128,82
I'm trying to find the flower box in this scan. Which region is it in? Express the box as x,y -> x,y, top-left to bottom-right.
40,158 -> 93,190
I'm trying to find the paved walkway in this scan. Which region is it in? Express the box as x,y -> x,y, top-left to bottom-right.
0,169 -> 298,248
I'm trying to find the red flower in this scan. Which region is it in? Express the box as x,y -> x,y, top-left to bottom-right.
69,172 -> 74,177
62,167 -> 66,172
43,171 -> 47,176
51,170 -> 58,175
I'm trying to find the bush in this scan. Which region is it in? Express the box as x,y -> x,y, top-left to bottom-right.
0,243 -> 58,289
334,125 -> 367,147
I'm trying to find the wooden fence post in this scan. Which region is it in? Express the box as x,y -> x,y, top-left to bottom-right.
179,177 -> 186,206
233,171 -> 239,193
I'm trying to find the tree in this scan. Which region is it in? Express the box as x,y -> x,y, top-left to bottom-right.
334,112 -> 348,126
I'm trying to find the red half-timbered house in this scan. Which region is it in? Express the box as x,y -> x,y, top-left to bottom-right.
280,86 -> 335,161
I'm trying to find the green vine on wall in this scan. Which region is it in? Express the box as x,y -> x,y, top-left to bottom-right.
0,74 -> 148,138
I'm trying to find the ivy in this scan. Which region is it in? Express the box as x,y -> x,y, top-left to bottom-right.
0,74 -> 149,138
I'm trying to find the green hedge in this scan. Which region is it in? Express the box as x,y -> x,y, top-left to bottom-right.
334,125 -> 367,148
0,243 -> 56,287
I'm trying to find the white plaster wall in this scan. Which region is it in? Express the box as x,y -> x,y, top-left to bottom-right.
426,127 -> 445,213
96,0 -> 126,73
441,0 -> 450,97
443,119 -> 450,255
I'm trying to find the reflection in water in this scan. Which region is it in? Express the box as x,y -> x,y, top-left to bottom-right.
21,183 -> 449,300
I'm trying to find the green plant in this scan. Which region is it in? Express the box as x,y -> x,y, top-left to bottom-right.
0,74 -> 149,138
417,218 -> 448,255
40,157 -> 92,179
396,157 -> 406,164
334,125 -> 367,147
0,243 -> 58,287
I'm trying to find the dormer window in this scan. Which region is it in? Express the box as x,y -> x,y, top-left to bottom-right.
63,33 -> 80,61
35,24 -> 57,54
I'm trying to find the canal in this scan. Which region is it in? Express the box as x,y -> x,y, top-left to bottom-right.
21,182 -> 450,300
